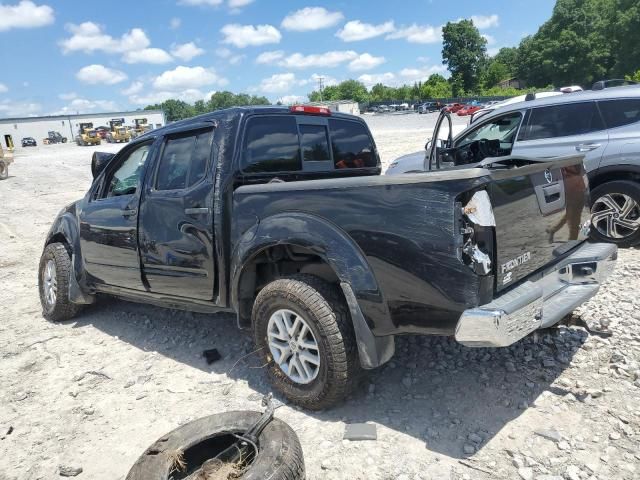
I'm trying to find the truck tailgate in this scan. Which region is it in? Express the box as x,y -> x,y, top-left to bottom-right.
486,155 -> 591,291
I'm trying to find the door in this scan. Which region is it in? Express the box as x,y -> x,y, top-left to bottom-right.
512,101 -> 609,173
138,127 -> 216,300
79,140 -> 155,289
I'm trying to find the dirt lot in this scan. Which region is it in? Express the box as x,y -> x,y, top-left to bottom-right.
1,113 -> 639,479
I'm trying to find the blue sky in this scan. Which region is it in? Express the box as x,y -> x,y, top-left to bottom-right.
0,0 -> 556,118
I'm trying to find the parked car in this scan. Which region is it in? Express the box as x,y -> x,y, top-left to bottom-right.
39,105 -> 616,410
469,91 -> 563,124
456,105 -> 482,116
418,102 -> 440,114
95,127 -> 110,140
443,103 -> 465,113
21,137 -> 37,147
386,85 -> 640,247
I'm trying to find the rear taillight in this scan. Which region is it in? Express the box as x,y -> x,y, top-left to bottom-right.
290,105 -> 331,116
460,190 -> 495,275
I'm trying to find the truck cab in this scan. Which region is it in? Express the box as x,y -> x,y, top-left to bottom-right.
40,105 -> 616,410
76,122 -> 101,146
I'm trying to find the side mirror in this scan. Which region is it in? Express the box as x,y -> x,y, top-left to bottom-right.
91,151 -> 115,179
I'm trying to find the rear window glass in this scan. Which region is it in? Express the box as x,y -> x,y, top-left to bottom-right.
525,102 -> 604,141
242,116 -> 301,173
328,119 -> 376,169
598,99 -> 640,129
300,124 -> 330,161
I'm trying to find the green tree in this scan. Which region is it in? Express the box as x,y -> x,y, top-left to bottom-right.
420,74 -> 452,98
442,19 -> 487,95
482,61 -> 510,89
626,70 -> 640,83
145,99 -> 194,122
145,92 -> 270,121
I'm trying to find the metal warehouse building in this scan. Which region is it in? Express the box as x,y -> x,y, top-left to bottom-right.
0,110 -> 165,149
305,100 -> 360,115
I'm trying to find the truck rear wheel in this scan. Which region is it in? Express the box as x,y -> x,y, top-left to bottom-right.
590,180 -> 640,247
252,275 -> 361,410
38,243 -> 81,322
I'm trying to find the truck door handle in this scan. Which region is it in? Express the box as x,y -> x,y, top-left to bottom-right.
575,143 -> 601,152
184,207 -> 210,215
122,208 -> 137,217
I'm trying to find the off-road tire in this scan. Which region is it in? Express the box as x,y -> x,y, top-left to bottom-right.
0,161 -> 8,180
126,411 -> 304,480
253,274 -> 361,410
590,180 -> 640,248
38,243 -> 81,322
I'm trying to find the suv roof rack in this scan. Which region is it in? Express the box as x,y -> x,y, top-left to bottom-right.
592,79 -> 639,90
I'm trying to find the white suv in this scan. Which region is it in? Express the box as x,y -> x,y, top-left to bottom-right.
386,85 -> 640,247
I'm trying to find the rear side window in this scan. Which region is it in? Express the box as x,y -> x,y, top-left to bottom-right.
524,102 -> 604,141
328,119 -> 376,169
242,116 -> 301,173
599,99 -> 640,129
156,129 -> 213,190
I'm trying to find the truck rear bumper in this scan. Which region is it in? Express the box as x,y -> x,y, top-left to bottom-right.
455,242 -> 617,348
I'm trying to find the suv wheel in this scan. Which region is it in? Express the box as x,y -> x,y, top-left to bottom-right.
590,180 -> 640,247
252,275 -> 361,410
38,243 -> 81,321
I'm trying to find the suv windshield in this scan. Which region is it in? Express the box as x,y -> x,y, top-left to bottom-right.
455,112 -> 522,149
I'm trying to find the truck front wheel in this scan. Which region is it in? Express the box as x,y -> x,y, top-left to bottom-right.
38,243 -> 81,322
252,275 -> 361,410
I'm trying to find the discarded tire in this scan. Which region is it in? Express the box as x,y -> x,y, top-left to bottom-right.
126,411 -> 305,480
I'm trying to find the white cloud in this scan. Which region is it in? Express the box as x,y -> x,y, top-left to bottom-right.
221,24 -> 281,48
129,88 -> 211,106
228,0 -> 253,7
482,34 -> 496,45
121,81 -> 144,95
61,98 -> 119,113
169,17 -> 181,29
386,24 -> 441,44
357,72 -> 396,88
471,14 -> 499,29
152,65 -> 227,90
398,65 -> 447,82
0,99 -> 42,117
122,47 -> 173,64
487,47 -> 500,57
0,1 -> 54,32
58,92 -> 77,100
281,7 -> 344,32
215,47 -> 233,58
76,64 -> 127,85
348,53 -> 385,71
279,50 -> 358,69
357,65 -> 447,88
178,0 -> 223,5
336,20 -> 394,42
256,50 -> 285,64
278,95 -> 305,105
0,83 -> 8,93
171,42 -> 205,61
257,73 -> 298,93
228,54 -> 246,65
60,22 -> 150,54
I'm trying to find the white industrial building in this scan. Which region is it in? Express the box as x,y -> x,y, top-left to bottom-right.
0,110 -> 165,149
305,100 -> 360,115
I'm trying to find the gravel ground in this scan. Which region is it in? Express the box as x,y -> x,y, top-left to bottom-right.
0,113 -> 639,480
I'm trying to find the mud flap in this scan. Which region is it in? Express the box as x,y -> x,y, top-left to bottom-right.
69,254 -> 95,305
340,282 -> 394,369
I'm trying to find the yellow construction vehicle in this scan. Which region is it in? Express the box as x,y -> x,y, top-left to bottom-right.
75,122 -> 101,146
133,118 -> 150,137
106,118 -> 131,143
0,141 -> 14,180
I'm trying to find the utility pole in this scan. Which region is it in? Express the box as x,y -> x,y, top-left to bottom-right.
317,76 -> 324,102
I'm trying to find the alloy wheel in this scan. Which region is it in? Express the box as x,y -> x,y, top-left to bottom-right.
43,259 -> 57,307
267,309 -> 320,384
591,193 -> 640,239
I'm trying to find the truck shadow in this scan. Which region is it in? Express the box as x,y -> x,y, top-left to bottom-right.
73,297 -> 589,460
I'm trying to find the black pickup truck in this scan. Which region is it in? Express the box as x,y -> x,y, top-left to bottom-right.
39,105 -> 617,409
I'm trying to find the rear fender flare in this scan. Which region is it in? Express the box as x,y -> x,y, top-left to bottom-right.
231,212 -> 393,369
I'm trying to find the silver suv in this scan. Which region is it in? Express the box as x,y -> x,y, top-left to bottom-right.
386,85 -> 640,247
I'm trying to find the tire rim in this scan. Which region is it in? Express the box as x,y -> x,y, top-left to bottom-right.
591,193 -> 640,239
267,309 -> 320,384
43,259 -> 57,307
